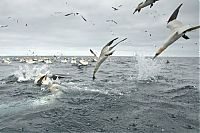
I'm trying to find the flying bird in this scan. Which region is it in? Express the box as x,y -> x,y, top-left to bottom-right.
153,4 -> 200,59
133,0 -> 159,14
0,25 -> 8,28
92,38 -> 127,80
106,20 -> 118,24
65,12 -> 87,22
112,7 -> 119,11
112,5 -> 123,11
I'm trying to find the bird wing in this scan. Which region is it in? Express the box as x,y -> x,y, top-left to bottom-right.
109,38 -> 127,50
36,75 -> 47,86
81,16 -> 87,21
167,20 -> 184,31
112,20 -> 118,24
182,25 -> 200,34
65,13 -> 73,16
167,3 -> 183,23
102,38 -> 118,50
112,7 -> 118,10
90,49 -> 98,58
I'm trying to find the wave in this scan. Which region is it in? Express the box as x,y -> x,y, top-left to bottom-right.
1,64 -> 50,83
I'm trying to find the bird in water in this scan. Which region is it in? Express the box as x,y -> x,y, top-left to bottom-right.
153,3 -> 200,59
34,73 -> 66,93
92,37 -> 127,80
133,0 -> 159,14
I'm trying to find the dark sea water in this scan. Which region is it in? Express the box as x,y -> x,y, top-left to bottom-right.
0,56 -> 199,133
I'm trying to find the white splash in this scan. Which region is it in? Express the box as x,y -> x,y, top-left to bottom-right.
14,64 -> 50,82
32,91 -> 62,106
135,54 -> 162,81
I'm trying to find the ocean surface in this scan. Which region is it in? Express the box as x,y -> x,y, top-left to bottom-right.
0,56 -> 199,133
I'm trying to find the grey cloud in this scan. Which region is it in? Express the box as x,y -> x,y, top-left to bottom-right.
0,0 -> 199,56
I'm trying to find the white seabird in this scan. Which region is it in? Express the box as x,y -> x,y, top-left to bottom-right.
34,73 -> 61,93
70,57 -> 77,65
133,0 -> 159,14
153,4 -> 200,59
2,58 -> 11,64
78,59 -> 89,66
25,58 -> 37,64
92,37 -> 127,80
61,58 -> 68,63
44,59 -> 52,64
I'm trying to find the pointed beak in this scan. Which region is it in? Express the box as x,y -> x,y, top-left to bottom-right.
133,9 -> 137,14
152,53 -> 159,60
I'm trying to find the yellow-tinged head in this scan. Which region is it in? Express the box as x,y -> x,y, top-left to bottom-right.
153,47 -> 166,59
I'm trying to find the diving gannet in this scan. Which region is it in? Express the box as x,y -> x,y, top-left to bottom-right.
133,0 -> 159,14
153,4 -> 200,59
92,37 -> 127,80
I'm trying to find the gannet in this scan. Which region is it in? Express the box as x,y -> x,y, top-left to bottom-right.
65,12 -> 87,22
133,0 -> 159,14
78,59 -> 89,66
153,4 -> 200,59
90,49 -> 98,62
106,20 -> 118,24
19,58 -> 26,63
34,74 -> 61,93
92,37 -> 127,80
61,58 -> 68,63
0,25 -> 8,28
112,5 -> 123,11
71,57 -> 77,65
2,58 -> 11,64
25,58 -> 37,64
112,7 -> 118,11
44,59 -> 52,64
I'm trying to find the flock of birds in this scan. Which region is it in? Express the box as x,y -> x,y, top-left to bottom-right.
0,0 -> 199,93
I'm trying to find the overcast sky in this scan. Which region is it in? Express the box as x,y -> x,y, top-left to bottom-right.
0,0 -> 199,56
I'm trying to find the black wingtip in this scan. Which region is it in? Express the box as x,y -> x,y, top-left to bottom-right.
167,3 -> 183,23
92,76 -> 96,81
123,38 -> 128,41
114,37 -> 119,40
178,3 -> 183,9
